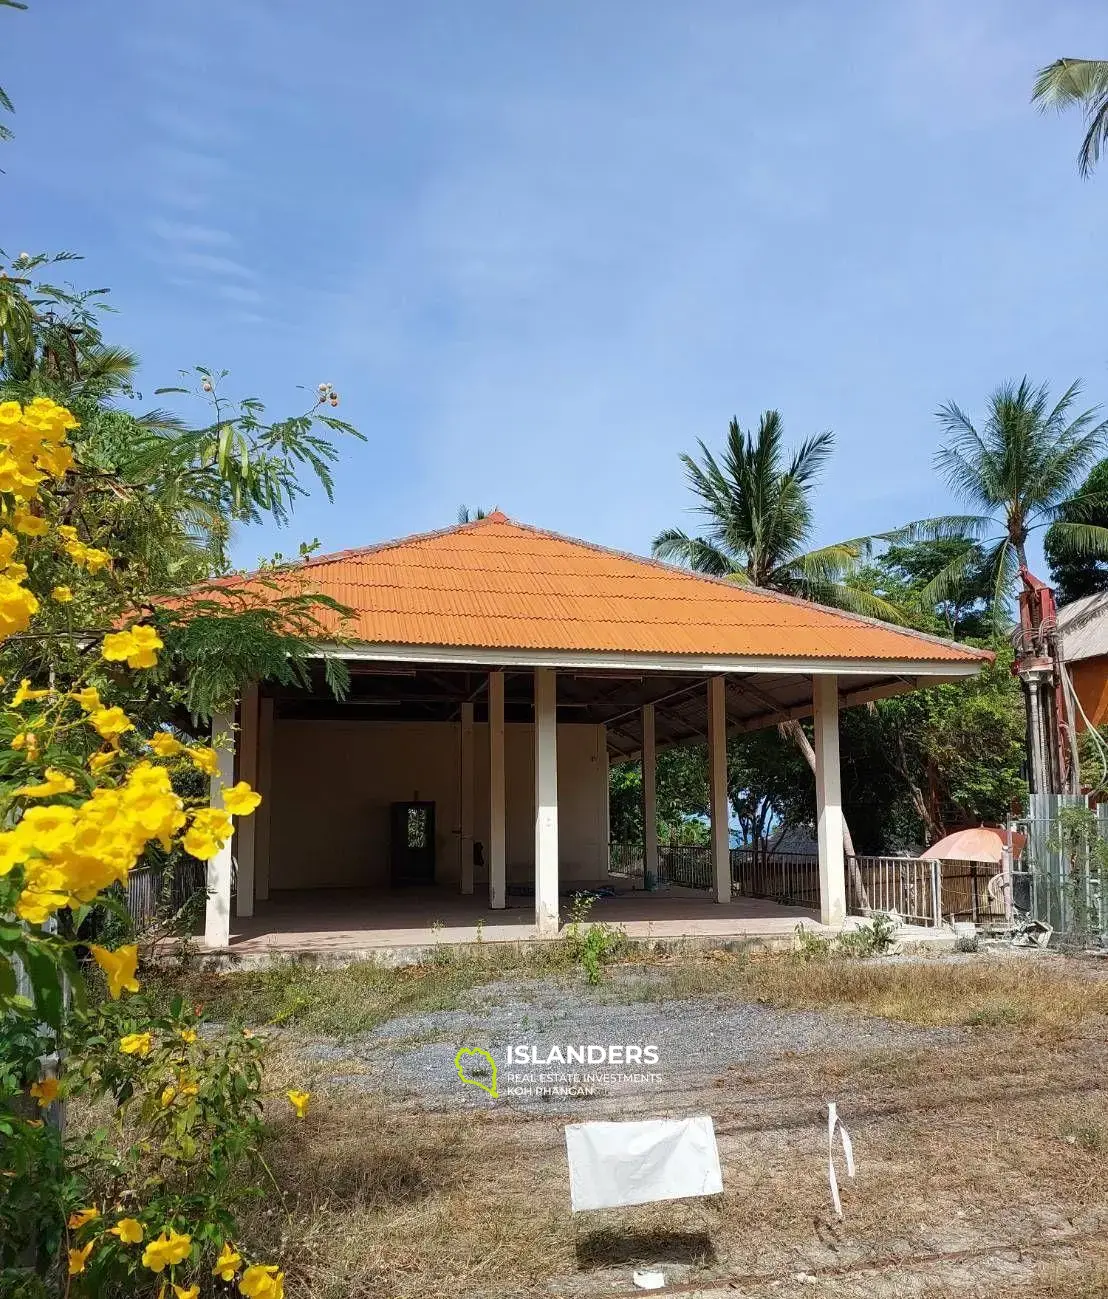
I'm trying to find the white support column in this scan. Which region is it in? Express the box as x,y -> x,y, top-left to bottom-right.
204,708 -> 236,948
254,696 -> 274,902
533,668 -> 560,936
813,674 -> 847,928
707,676 -> 730,904
235,685 -> 259,918
642,703 -> 659,890
488,671 -> 506,910
459,701 -> 475,894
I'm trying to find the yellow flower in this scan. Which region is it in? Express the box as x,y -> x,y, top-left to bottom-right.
12,677 -> 48,706
82,546 -> 111,572
239,1264 -> 284,1299
0,576 -> 37,638
141,1228 -> 192,1273
68,1240 -> 95,1275
11,730 -> 38,758
103,624 -> 163,669
100,630 -> 133,662
287,1089 -> 310,1120
51,584 -> 73,602
149,731 -> 184,758
0,400 -> 21,425
160,1084 -> 177,1107
16,766 -> 76,798
70,684 -> 101,712
89,944 -> 140,998
187,746 -> 219,776
12,508 -> 48,536
0,830 -> 27,876
89,749 -> 116,774
182,807 -> 232,861
109,1217 -> 144,1244
213,1242 -> 242,1281
67,1206 -> 99,1229
173,1287 -> 200,1299
89,705 -> 133,741
119,1031 -> 153,1057
223,781 -> 262,816
29,1076 -> 59,1107
179,1027 -> 198,1044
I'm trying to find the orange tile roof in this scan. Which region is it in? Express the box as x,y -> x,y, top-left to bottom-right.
217,513 -> 989,665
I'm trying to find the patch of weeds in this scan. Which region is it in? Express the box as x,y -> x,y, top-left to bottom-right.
562,894 -> 628,985
795,913 -> 898,962
792,924 -> 834,962
1061,1121 -> 1104,1152
964,1001 -> 1025,1028
954,934 -> 980,954
837,912 -> 900,958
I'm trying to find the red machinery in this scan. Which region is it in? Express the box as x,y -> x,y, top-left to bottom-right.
1013,568 -> 1079,795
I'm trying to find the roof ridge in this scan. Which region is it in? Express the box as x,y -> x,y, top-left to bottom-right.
283,513 -> 505,572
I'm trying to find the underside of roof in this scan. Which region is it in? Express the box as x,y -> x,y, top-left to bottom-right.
213,513 -> 990,669
269,660 -> 971,760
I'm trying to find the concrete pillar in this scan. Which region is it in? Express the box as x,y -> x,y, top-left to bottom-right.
254,696 -> 274,902
813,674 -> 847,927
488,671 -> 506,909
707,676 -> 730,903
534,668 -> 560,936
642,703 -> 659,890
235,685 -> 259,918
204,708 -> 235,948
460,701 -> 475,894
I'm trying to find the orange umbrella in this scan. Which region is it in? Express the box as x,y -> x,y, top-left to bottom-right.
920,826 -> 1024,863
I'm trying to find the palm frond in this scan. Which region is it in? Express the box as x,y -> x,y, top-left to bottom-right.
651,527 -> 735,576
1041,521 -> 1108,558
1033,58 -> 1108,177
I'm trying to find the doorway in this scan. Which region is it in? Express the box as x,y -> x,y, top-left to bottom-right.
390,801 -> 436,885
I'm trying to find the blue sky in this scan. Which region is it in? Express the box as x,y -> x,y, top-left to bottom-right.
6,1 -> 1108,571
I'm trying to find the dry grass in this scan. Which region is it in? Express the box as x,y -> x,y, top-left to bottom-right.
145,949 -> 1108,1296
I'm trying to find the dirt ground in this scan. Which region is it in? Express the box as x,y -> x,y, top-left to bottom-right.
197,947 -> 1108,1298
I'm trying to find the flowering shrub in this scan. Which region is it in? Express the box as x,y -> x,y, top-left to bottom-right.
0,399 -> 288,1296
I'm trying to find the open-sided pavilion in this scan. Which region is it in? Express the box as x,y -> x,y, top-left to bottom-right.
199,513 -> 989,954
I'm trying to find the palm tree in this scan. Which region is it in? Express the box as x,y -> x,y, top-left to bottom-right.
457,505 -> 490,524
653,410 -> 902,620
1033,58 -> 1108,177
906,379 -> 1108,617
656,410 -> 893,887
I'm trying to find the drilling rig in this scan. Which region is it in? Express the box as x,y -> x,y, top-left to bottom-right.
1013,568 -> 1081,796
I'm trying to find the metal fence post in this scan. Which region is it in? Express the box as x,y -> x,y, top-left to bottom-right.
930,859 -> 942,928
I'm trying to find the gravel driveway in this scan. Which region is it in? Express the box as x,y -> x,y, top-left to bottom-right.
299,971 -> 959,1112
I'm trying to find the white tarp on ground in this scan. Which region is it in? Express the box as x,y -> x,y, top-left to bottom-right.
564,1117 -> 724,1212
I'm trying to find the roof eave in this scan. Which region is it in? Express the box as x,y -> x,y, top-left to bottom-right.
308,640 -> 988,677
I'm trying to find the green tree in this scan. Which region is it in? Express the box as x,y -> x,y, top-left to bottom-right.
653,410 -> 900,619
1045,459 -> 1108,603
853,537 -> 995,639
1033,58 -> 1108,177
907,378 -> 1108,618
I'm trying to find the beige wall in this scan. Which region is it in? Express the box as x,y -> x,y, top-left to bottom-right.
268,719 -> 609,891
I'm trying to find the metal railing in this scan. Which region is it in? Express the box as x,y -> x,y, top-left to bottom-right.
126,858 -> 212,929
607,841 -> 645,881
732,848 -> 820,909
659,844 -> 713,890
